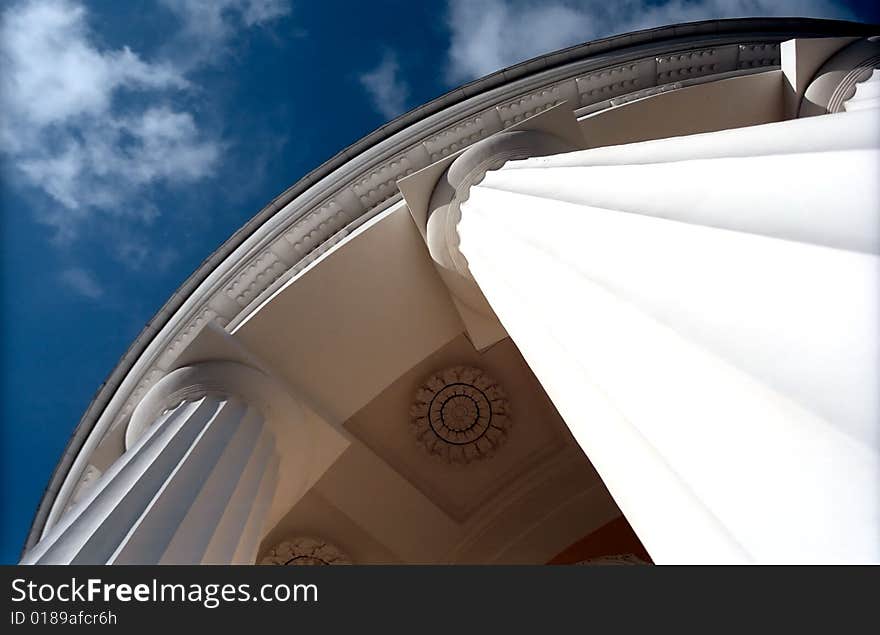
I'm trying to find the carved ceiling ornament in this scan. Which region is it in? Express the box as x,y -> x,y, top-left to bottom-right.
410,366 -> 511,464
260,537 -> 351,565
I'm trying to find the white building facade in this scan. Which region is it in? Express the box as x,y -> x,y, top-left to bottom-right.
22,18 -> 880,565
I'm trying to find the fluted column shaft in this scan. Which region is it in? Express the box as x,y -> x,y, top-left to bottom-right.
453,109 -> 879,563
21,363 -> 282,565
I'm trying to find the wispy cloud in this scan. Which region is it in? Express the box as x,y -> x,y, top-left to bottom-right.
0,0 -> 290,300
0,0 -> 220,239
59,267 -> 104,299
112,233 -> 179,273
445,0 -> 856,83
359,51 -> 411,121
158,0 -> 292,69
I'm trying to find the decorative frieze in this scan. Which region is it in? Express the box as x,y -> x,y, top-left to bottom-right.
283,197 -> 354,259
352,145 -> 430,210
157,307 -> 219,371
656,46 -> 737,82
738,42 -> 780,69
290,227 -> 349,274
577,59 -> 655,106
224,249 -> 287,310
422,111 -> 503,161
495,80 -> 578,126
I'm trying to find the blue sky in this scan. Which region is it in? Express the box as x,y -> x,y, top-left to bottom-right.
1,0 -> 876,564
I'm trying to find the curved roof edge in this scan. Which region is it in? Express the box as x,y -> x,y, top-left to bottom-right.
23,16 -> 879,555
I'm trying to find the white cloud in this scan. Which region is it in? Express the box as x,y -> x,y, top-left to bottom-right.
239,0 -> 291,25
445,0 -> 855,83
59,267 -> 104,299
0,0 -> 188,143
112,233 -> 179,273
1,0 -> 289,301
13,107 -> 222,231
0,0 -> 221,242
6,31 -> 184,131
359,51 -> 411,121
158,0 -> 292,68
1,0 -> 290,267
162,0 -> 291,31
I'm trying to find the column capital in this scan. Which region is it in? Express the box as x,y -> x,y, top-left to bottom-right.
799,36 -> 880,117
126,360 -> 303,450
423,129 -> 575,341
396,102 -> 584,349
426,129 -> 574,281
844,68 -> 880,111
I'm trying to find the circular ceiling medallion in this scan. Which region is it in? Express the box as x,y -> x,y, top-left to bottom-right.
410,366 -> 511,464
260,537 -> 351,565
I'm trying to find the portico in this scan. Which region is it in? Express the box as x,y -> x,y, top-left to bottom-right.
21,19 -> 880,565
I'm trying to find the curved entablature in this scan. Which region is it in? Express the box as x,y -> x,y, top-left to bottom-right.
24,17 -> 879,554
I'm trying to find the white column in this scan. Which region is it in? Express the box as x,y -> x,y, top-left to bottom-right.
21,362 -> 283,565
447,109 -> 879,563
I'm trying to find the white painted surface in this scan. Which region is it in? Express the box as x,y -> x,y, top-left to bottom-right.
22,378 -> 282,564
457,111 -> 880,563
